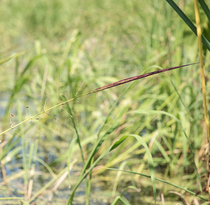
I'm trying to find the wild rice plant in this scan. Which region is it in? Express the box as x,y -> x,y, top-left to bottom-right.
0,0 -> 210,204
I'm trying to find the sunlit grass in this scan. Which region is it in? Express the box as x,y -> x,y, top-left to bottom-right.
0,0 -> 210,204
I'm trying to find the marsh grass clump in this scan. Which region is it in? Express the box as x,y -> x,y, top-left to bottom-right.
0,0 -> 210,204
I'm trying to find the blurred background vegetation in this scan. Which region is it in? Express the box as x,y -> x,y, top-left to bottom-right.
0,0 -> 210,204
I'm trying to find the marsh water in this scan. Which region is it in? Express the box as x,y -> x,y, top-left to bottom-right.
0,133 -> 193,205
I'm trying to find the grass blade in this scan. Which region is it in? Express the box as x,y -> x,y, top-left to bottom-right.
166,0 -> 210,51
111,196 -> 131,205
0,51 -> 26,65
129,109 -> 202,190
67,134 -> 156,204
198,0 -> 210,21
66,129 -> 123,204
129,134 -> 156,203
61,95 -> 85,164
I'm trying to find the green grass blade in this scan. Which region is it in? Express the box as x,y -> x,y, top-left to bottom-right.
112,161 -> 128,197
66,120 -> 121,204
28,144 -> 34,172
111,196 -> 131,205
129,109 -> 202,190
0,135 -> 21,161
97,79 -> 137,139
154,140 -> 171,163
0,51 -> 26,65
31,156 -> 55,177
120,186 -> 140,196
198,0 -> 210,21
4,54 -> 41,114
111,186 -> 139,205
79,120 -> 121,179
110,196 -> 121,205
19,55 -> 41,78
61,95 -> 84,164
129,134 -> 156,203
169,78 -> 186,109
66,135 -> 126,204
1,147 -> 22,164
67,134 -> 155,204
166,0 -> 210,51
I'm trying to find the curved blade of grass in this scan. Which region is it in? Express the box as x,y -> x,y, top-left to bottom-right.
5,54 -> 42,114
128,109 -> 202,190
79,119 -> 121,180
111,186 -> 140,205
74,120 -> 121,205
166,0 -> 210,52
129,134 -> 156,203
0,135 -> 21,161
1,147 -> 22,164
25,156 -> 55,178
0,62 -> 198,136
120,186 -> 140,196
165,72 -> 186,109
66,134 -> 126,204
55,29 -> 80,78
0,51 -> 26,65
61,95 -> 84,164
19,55 -> 41,78
198,0 -> 210,21
112,161 -> 128,197
154,140 -> 170,163
107,168 -> 208,201
97,79 -> 135,139
67,134 -> 156,204
111,196 -> 131,205
2,151 -> 54,181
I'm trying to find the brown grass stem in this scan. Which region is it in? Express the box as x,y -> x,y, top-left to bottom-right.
194,0 -> 210,142
194,0 -> 210,197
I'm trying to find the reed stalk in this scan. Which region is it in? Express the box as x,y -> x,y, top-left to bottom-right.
194,0 -> 210,197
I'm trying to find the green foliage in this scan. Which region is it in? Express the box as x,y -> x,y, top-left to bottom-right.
0,0 -> 210,204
